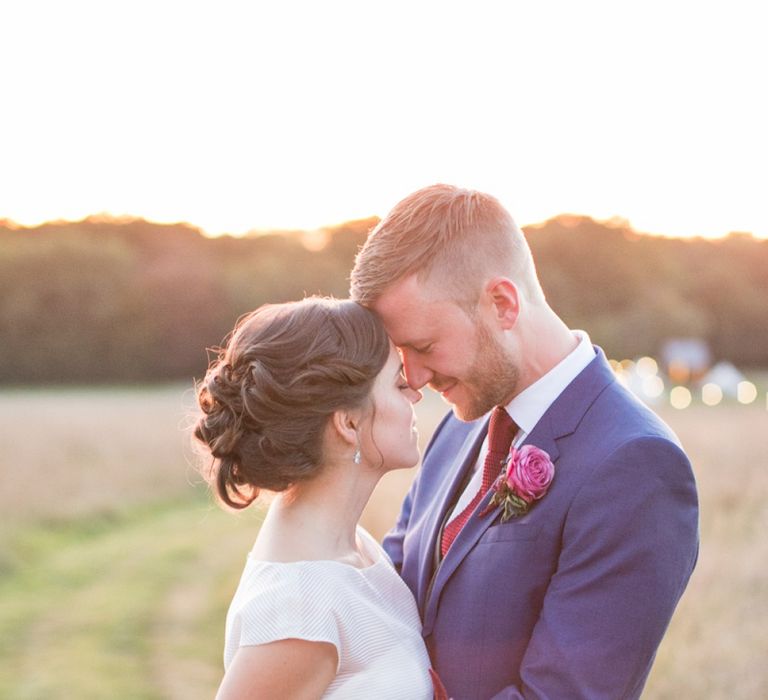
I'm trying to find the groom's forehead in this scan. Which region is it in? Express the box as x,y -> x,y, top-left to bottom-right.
378,304 -> 460,351
374,274 -> 448,316
383,319 -> 432,349
372,279 -> 421,323
372,274 -> 469,342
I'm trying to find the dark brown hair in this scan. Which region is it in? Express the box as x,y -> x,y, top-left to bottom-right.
193,297 -> 389,509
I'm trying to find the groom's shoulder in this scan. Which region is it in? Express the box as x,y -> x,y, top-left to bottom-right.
544,348 -> 682,454
584,373 -> 684,452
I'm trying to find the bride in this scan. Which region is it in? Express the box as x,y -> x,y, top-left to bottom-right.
194,297 -> 438,699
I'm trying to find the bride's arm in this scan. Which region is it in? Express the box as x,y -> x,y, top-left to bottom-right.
215,638 -> 338,700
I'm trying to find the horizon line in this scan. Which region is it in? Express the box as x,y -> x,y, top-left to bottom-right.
0,211 -> 763,243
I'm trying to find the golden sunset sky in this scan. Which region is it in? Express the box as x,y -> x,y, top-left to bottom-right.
1,0 -> 765,238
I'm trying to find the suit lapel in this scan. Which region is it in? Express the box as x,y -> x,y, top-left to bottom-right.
422,416 -> 561,633
422,348 -> 616,633
416,417 -> 489,608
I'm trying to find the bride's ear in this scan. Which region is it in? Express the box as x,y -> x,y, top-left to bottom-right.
330,408 -> 359,447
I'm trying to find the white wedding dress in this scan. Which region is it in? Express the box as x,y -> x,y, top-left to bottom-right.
223,526 -> 433,699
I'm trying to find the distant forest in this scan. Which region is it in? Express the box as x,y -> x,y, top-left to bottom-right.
1,215 -> 766,384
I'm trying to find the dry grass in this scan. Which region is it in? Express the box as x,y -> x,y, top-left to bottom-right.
643,403 -> 768,699
0,384 -> 766,698
0,384 -> 201,528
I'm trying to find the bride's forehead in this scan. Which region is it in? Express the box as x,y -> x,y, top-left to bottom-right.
383,344 -> 401,366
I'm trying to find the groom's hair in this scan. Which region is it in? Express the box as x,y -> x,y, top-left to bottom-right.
350,184 -> 543,309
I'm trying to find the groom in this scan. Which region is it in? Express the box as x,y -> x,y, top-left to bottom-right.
350,185 -> 699,699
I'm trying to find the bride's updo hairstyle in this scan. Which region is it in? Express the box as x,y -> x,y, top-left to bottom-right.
194,297 -> 390,509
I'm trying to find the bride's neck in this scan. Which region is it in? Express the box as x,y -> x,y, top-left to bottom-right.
257,460 -> 380,561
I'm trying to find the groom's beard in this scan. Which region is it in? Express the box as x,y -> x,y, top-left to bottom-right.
439,320 -> 520,422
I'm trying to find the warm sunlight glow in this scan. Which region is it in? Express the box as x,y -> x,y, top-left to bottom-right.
1,1 -> 766,238
300,230 -> 332,252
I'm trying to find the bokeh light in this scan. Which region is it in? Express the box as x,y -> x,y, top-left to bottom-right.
643,375 -> 665,398
667,361 -> 691,385
670,386 -> 692,410
737,381 -> 758,404
701,383 -> 723,407
636,356 -> 659,377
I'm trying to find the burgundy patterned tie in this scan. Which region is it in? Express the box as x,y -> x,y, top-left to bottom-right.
440,406 -> 518,557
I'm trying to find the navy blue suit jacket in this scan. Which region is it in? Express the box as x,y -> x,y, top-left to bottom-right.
383,348 -> 699,699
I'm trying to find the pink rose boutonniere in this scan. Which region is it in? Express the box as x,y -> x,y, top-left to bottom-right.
481,445 -> 555,523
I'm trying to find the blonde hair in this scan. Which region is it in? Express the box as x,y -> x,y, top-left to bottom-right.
350,184 -> 543,308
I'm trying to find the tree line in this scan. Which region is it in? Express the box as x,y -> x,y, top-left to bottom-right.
1,215 -> 766,384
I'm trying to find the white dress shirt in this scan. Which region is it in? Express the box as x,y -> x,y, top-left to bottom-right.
449,330 -> 596,518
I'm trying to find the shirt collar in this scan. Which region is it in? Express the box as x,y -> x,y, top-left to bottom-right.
504,330 -> 595,437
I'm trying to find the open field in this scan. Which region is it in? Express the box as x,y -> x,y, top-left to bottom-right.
0,383 -> 766,698
0,384 -> 201,525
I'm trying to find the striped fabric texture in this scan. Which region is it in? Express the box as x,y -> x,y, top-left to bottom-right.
223,527 -> 433,699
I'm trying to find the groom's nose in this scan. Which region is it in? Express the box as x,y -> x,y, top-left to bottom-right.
402,348 -> 431,391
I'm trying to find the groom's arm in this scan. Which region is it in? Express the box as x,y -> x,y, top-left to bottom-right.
492,437 -> 699,700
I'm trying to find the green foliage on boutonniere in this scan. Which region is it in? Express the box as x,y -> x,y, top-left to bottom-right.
486,485 -> 532,522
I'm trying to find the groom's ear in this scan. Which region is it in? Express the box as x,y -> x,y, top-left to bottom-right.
484,277 -> 520,330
